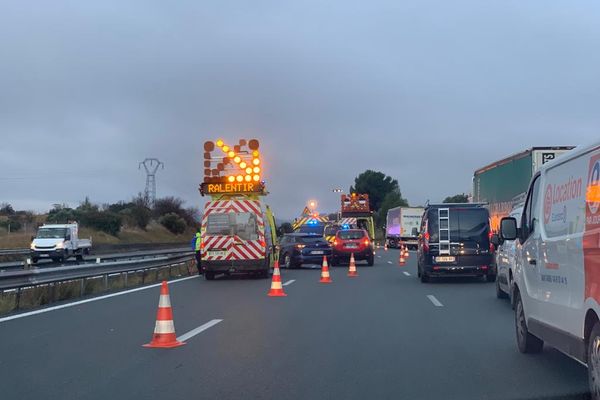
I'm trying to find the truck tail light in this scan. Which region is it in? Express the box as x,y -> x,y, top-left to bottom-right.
201,242 -> 206,250
260,240 -> 266,248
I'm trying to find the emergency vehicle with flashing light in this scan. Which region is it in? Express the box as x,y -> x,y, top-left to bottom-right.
339,193 -> 376,241
198,138 -> 278,280
498,141 -> 600,398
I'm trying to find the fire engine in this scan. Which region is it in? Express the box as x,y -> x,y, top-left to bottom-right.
339,193 -> 375,240
198,138 -> 278,280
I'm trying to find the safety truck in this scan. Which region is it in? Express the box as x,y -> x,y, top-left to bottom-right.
30,223 -> 92,263
473,146 -> 573,232
340,193 -> 375,241
198,138 -> 278,280
385,206 -> 424,249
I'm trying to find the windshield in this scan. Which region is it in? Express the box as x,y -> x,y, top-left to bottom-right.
206,212 -> 259,241
298,224 -> 325,235
296,236 -> 326,244
428,208 -> 490,243
37,228 -> 67,239
338,230 -> 365,240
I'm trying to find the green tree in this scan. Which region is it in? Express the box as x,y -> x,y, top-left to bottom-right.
443,193 -> 469,203
350,170 -> 407,213
377,190 -> 409,227
159,213 -> 187,234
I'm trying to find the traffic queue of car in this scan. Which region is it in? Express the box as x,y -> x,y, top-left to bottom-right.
277,228 -> 376,269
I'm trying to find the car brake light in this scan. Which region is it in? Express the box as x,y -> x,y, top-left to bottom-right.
364,239 -> 370,246
433,266 -> 440,270
333,240 -> 338,246
481,265 -> 488,270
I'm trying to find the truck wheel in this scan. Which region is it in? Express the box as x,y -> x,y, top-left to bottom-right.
515,292 -> 543,353
587,322 -> 600,399
204,272 -> 215,281
76,253 -> 84,262
496,278 -> 508,299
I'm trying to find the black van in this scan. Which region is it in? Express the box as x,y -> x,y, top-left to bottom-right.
417,203 -> 495,283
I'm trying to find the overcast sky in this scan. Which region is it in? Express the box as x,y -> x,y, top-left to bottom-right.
0,1 -> 598,220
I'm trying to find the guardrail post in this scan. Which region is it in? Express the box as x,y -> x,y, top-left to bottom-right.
104,274 -> 108,292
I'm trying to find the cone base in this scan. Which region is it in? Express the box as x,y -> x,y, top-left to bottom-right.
319,279 -> 332,283
347,273 -> 358,277
267,290 -> 287,297
143,341 -> 185,349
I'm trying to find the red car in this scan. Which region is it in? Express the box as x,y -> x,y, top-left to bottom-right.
331,229 -> 374,266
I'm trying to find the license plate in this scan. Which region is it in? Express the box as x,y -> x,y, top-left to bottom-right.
346,243 -> 358,248
208,250 -> 227,257
436,256 -> 455,263
311,251 -> 324,255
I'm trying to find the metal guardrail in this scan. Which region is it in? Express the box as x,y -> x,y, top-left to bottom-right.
0,248 -> 191,272
0,252 -> 194,290
0,249 -> 29,256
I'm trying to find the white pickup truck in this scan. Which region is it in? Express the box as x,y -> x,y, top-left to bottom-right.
30,223 -> 92,263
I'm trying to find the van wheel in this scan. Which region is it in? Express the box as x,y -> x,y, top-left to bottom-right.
496,279 -> 508,299
587,322 -> 600,399
204,272 -> 215,281
515,292 -> 543,353
420,272 -> 430,283
367,255 -> 374,266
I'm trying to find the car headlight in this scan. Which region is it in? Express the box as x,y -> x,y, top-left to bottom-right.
55,242 -> 64,249
30,243 -> 36,250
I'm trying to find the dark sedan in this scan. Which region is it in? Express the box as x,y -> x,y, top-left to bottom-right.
278,233 -> 332,268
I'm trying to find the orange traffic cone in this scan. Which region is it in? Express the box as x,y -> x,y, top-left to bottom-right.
404,246 -> 410,258
384,243 -> 388,251
320,256 -> 332,283
347,253 -> 358,277
144,281 -> 185,349
268,261 -> 287,297
398,251 -> 406,267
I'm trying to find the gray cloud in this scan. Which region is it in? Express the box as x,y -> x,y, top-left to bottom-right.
0,1 -> 598,219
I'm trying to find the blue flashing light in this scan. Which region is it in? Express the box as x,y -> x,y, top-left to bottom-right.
342,224 -> 350,229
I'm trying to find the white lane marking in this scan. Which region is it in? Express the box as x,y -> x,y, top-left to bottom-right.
427,295 -> 443,307
387,261 -> 393,264
377,255 -> 381,258
403,271 -> 411,276
283,280 -> 296,286
0,276 -> 199,324
177,319 -> 223,342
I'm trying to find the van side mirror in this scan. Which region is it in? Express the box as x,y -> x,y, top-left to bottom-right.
500,217 -> 518,241
411,227 -> 419,236
65,234 -> 71,241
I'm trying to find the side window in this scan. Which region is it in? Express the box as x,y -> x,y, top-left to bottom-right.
522,176 -> 541,239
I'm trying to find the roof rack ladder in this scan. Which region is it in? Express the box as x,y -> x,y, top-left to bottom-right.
438,208 -> 450,255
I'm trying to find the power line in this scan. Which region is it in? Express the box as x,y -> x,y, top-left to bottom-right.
139,158 -> 164,206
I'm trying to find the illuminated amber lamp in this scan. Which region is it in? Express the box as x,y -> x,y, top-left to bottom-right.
228,176 -> 235,183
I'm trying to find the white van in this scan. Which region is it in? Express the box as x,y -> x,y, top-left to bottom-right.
494,205 -> 523,301
499,141 -> 600,397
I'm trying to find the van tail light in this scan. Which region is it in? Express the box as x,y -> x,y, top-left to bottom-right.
488,231 -> 495,253
423,231 -> 430,252
364,239 -> 370,246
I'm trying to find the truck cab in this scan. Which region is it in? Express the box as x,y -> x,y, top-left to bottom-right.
30,223 -> 92,263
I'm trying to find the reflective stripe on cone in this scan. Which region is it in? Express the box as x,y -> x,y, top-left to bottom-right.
143,281 -> 185,349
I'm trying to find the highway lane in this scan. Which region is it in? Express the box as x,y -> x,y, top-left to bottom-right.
0,249 -> 590,399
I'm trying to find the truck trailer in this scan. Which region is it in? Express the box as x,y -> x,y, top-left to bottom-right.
472,146 -> 573,232
385,206 -> 424,249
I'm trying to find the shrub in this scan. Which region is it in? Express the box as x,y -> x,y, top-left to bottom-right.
77,211 -> 122,236
159,213 -> 187,234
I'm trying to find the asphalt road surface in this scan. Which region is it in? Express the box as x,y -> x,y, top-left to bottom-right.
0,249 -> 590,399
